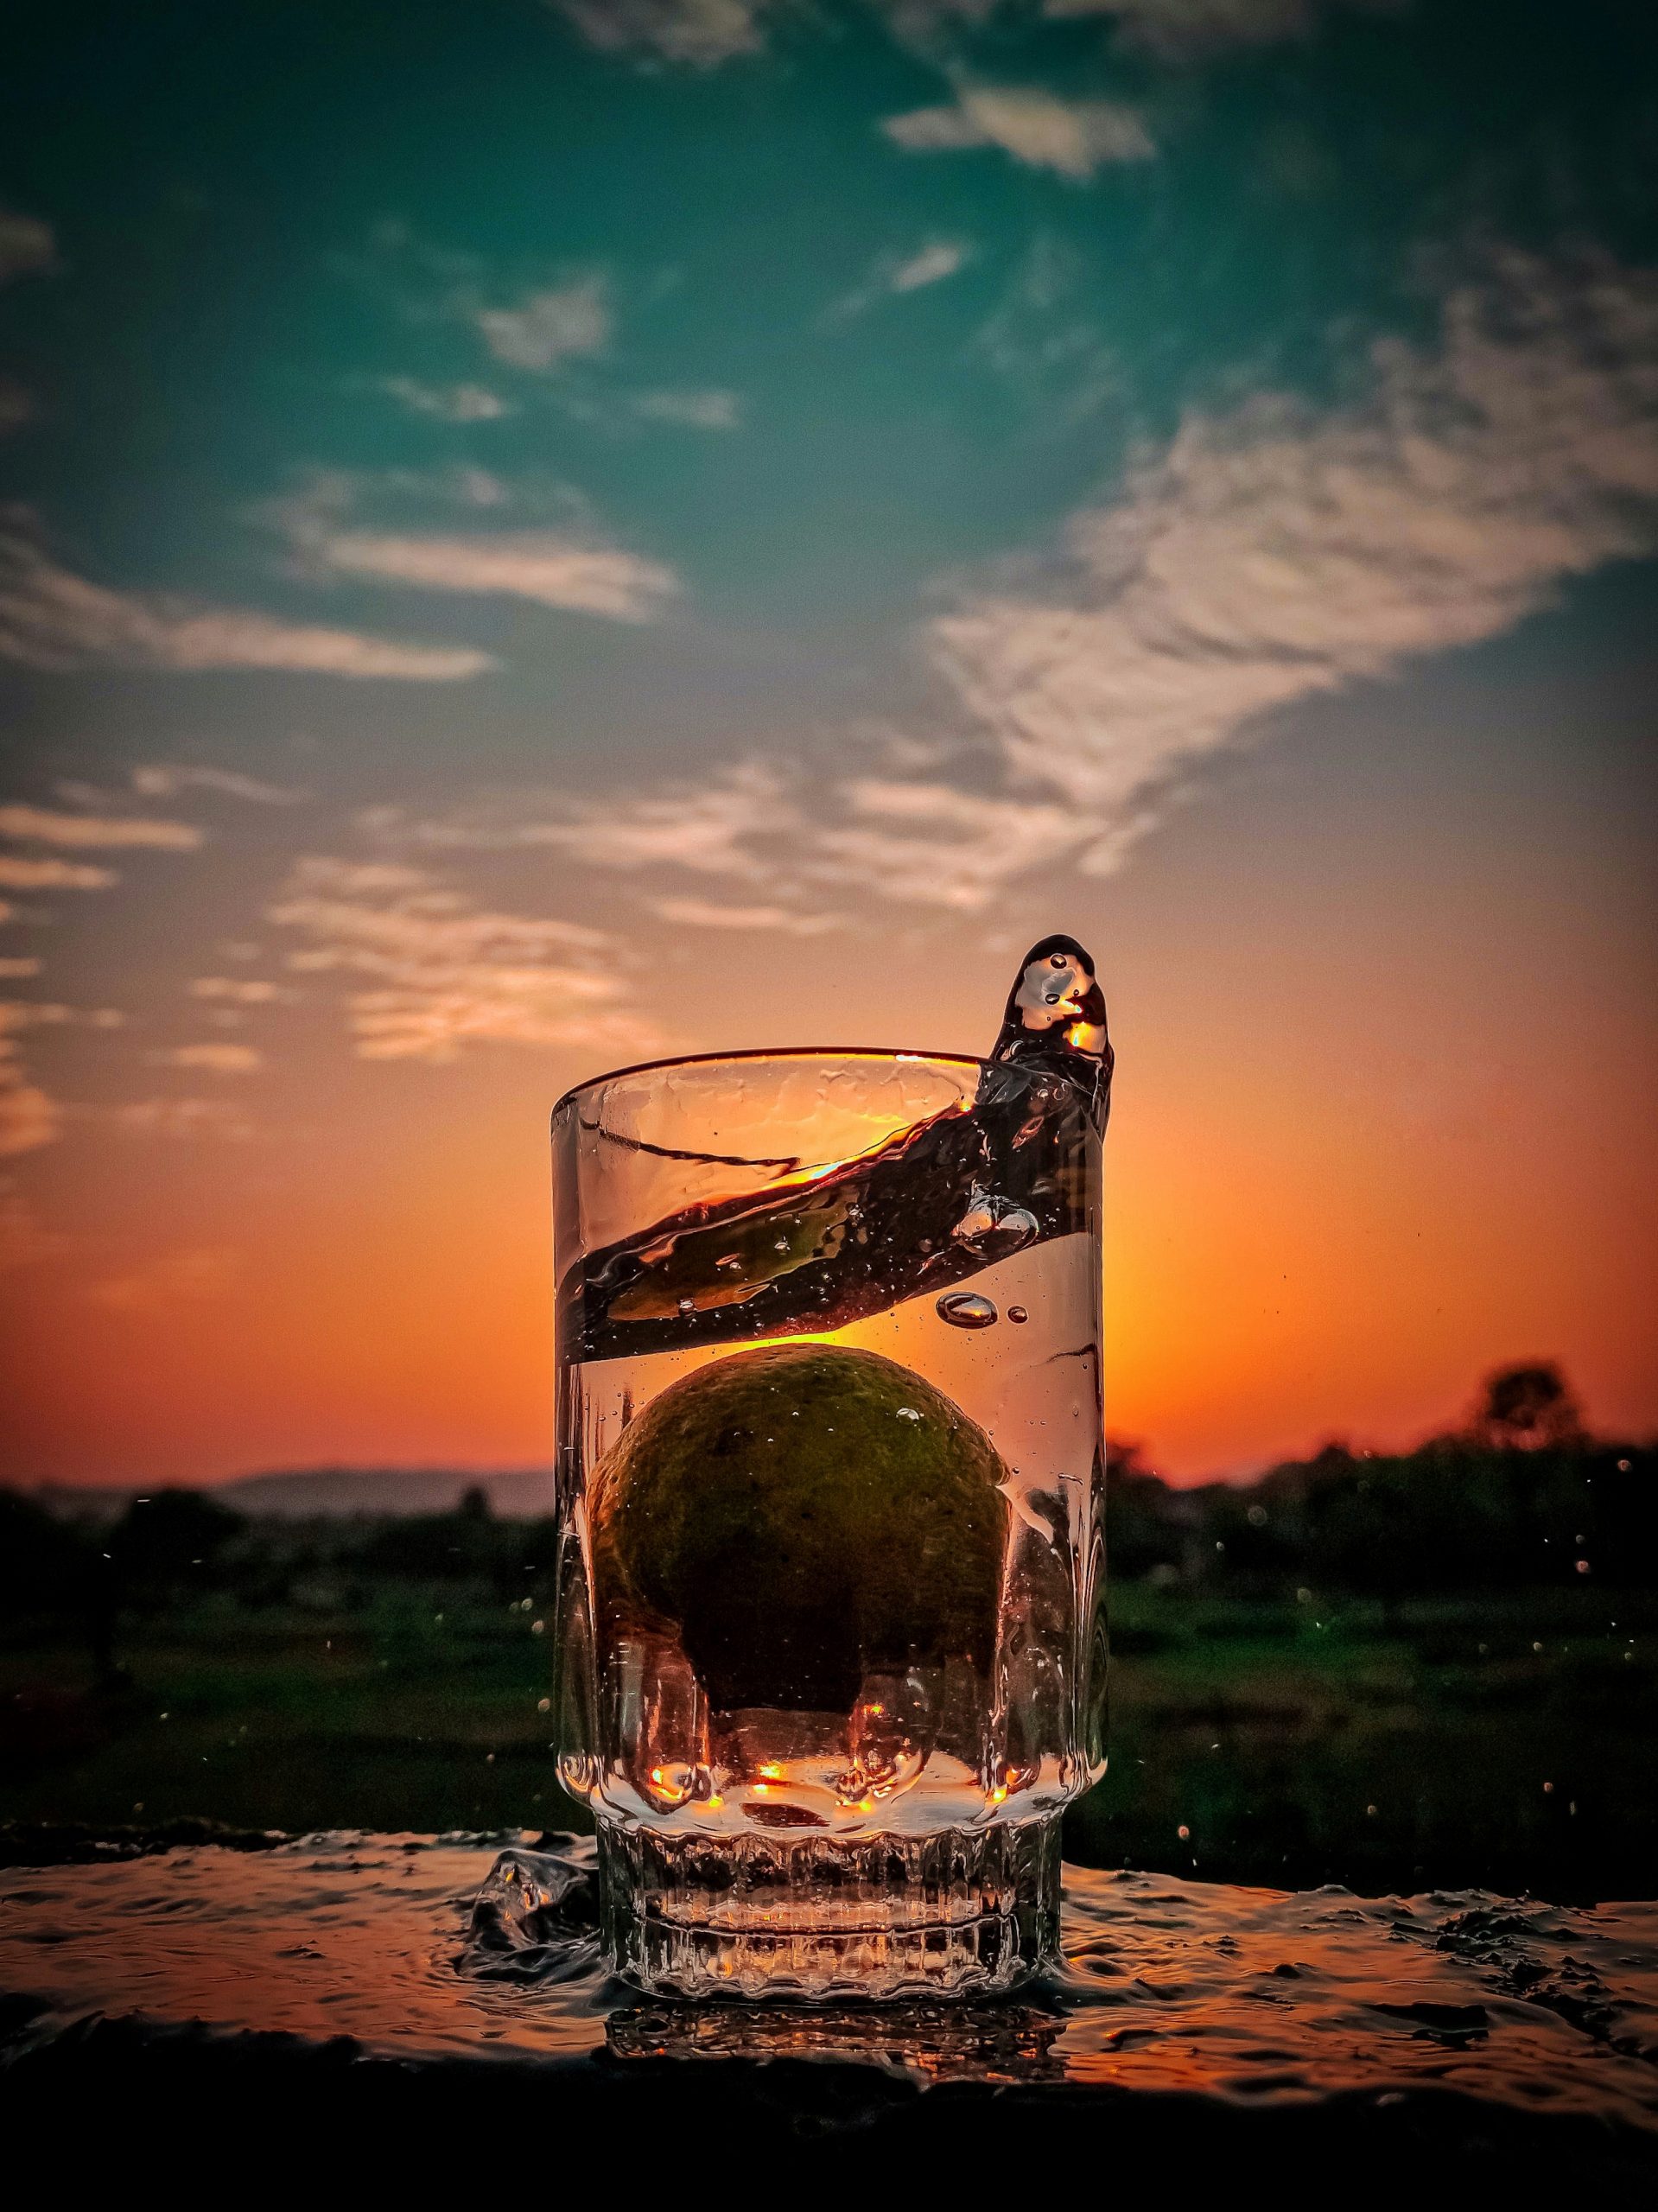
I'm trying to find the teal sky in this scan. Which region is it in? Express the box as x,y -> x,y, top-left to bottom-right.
1,0 -> 1655,1484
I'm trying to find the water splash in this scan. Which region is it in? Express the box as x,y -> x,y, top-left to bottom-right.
563,937 -> 1112,1363
3,1834 -> 1655,2147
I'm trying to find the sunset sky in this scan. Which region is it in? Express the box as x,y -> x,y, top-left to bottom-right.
2,0 -> 1654,1489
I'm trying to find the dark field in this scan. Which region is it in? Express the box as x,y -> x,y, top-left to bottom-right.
7,1370 -> 1654,1897
3,1574 -> 1652,1899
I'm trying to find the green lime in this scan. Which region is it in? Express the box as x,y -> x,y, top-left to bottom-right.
588,1342 -> 1008,1713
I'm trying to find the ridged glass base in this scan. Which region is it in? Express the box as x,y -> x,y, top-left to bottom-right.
596,1816 -> 1061,2000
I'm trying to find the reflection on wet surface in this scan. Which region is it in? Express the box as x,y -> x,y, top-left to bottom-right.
1,1833 -> 1655,2133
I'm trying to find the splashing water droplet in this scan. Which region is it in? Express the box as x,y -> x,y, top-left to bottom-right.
1007,1305 -> 1028,1324
950,1192 -> 1039,1262
937,1291 -> 998,1329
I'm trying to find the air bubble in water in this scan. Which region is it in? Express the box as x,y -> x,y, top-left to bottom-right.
937,1291 -> 998,1329
1007,1305 -> 1028,1324
950,1192 -> 1039,1262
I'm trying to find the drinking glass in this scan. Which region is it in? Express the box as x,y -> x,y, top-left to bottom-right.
551,1048 -> 1105,1998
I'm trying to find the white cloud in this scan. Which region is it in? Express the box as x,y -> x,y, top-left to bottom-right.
465,760 -> 797,880
890,240 -> 972,293
0,856 -> 118,890
0,1001 -> 124,1031
300,528 -> 679,622
651,897 -> 838,933
465,251 -> 1658,918
0,803 -> 202,850
157,1043 -> 264,1074
0,209 -> 55,285
190,976 -> 287,1003
132,764 -> 306,805
883,87 -> 1155,178
632,388 -> 743,430
806,780 -> 1083,908
267,856 -> 660,1063
0,997 -> 59,1154
0,526 -> 492,680
381,377 -> 514,422
924,248 -> 1658,874
0,1000 -> 124,1156
477,278 -> 611,371
552,0 -> 775,65
0,1075 -> 57,1156
833,238 -> 975,321
104,1097 -> 256,1141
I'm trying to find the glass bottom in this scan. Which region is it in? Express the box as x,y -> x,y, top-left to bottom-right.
596,1815 -> 1061,2000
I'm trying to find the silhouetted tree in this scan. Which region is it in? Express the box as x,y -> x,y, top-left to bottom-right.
1467,1361 -> 1585,1451
111,1491 -> 245,1604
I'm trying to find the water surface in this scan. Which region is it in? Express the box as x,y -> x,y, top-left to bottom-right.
2,1832 -> 1654,2136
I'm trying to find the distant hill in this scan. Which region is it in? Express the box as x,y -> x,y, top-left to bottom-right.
32,1468 -> 556,1520
222,1467 -> 555,1517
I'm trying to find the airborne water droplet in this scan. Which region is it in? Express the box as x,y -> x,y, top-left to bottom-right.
937,1291 -> 998,1329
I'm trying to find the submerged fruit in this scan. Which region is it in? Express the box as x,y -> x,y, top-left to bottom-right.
588,1342 -> 1008,1713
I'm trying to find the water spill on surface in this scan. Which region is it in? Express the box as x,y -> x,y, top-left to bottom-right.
1,1834 -> 1655,2129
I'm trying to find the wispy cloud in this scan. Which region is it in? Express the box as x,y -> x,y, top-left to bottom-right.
0,803 -> 202,850
380,376 -> 514,422
0,1005 -> 60,1155
190,976 -> 288,1004
266,856 -> 660,1063
551,0 -> 774,65
0,1000 -> 125,1157
447,251 -> 1658,918
88,1246 -> 242,1313
104,1097 -> 256,1141
923,247 -> 1658,874
376,760 -> 798,881
632,388 -> 743,430
0,208 -> 56,285
883,87 -> 1156,178
132,764 -> 307,805
806,780 -> 1082,909
0,856 -> 118,890
299,529 -> 679,621
891,239 -> 973,293
477,276 -> 611,371
0,1076 -> 56,1155
273,474 -> 681,623
156,1043 -> 264,1074
833,238 -> 975,321
650,897 -> 839,934
0,524 -> 493,680
0,957 -> 41,978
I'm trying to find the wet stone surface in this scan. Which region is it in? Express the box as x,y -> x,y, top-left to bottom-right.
0,1830 -> 1655,2163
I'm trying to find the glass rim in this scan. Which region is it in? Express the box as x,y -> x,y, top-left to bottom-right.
551,1044 -> 989,1120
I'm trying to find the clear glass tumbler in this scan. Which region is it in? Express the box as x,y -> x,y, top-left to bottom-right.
550,1047 -> 1105,1999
